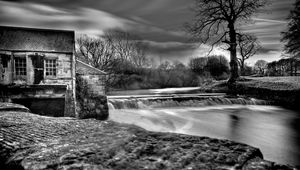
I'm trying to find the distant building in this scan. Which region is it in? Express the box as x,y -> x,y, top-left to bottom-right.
0,26 -> 76,117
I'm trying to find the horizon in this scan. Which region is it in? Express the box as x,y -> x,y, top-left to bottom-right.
0,0 -> 295,66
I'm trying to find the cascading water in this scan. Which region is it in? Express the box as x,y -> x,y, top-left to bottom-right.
108,95 -> 269,109
108,92 -> 300,166
107,102 -> 115,110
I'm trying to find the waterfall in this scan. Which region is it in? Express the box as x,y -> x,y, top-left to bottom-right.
107,102 -> 115,110
108,96 -> 269,109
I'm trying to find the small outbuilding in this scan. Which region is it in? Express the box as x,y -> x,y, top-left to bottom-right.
76,59 -> 107,95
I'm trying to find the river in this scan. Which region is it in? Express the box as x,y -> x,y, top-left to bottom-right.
108,87 -> 300,166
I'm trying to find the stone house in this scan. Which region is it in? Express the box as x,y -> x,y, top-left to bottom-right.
0,26 -> 76,117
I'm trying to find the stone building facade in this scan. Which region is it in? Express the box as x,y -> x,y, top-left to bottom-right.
76,59 -> 106,95
76,60 -> 108,120
0,26 -> 76,117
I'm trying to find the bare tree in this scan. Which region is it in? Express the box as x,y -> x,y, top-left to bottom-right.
130,41 -> 150,69
237,34 -> 261,76
76,34 -> 115,71
104,30 -> 150,71
76,29 -> 149,91
189,57 -> 208,75
186,0 -> 267,83
157,61 -> 174,87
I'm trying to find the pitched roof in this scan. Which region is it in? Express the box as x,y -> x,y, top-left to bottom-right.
76,60 -> 106,75
0,26 -> 74,53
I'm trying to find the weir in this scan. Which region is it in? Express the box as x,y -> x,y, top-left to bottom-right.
108,94 -> 269,109
107,93 -> 300,166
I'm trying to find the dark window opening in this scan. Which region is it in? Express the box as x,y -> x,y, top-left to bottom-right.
0,54 -> 10,68
45,59 -> 57,77
15,57 -> 26,76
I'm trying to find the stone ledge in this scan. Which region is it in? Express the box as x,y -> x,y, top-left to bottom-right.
0,102 -> 30,112
0,111 -> 295,170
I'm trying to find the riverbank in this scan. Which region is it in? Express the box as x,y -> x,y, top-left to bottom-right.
203,77 -> 300,110
0,109 -> 294,170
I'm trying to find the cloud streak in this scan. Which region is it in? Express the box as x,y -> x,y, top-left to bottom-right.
0,1 -> 130,35
252,18 -> 288,24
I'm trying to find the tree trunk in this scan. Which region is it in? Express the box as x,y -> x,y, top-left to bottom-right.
295,62 -> 297,76
240,60 -> 245,76
290,60 -> 293,76
228,23 -> 239,84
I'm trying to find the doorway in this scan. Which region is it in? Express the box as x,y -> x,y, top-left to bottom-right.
30,54 -> 44,84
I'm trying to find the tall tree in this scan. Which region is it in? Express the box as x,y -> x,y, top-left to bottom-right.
186,0 -> 267,83
237,34 -> 261,76
282,0 -> 300,57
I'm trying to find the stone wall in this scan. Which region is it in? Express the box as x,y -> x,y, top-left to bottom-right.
76,75 -> 108,120
0,85 -> 76,117
64,89 -> 76,117
79,75 -> 106,95
75,59 -> 106,95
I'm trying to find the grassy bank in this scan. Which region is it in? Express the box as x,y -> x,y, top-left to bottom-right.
237,77 -> 300,91
206,76 -> 300,110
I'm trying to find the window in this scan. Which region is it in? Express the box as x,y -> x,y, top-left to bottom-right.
45,59 -> 57,76
15,57 -> 27,76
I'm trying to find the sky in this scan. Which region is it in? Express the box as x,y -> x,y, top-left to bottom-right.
0,0 -> 296,66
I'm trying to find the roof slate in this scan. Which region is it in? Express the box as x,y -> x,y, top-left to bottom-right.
76,60 -> 106,75
0,26 -> 74,53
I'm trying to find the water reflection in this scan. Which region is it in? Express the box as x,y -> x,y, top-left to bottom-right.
229,109 -> 242,141
109,105 -> 300,166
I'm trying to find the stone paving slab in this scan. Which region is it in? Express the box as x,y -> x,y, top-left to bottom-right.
0,110 -> 295,170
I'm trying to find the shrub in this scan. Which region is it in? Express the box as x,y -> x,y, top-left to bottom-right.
206,55 -> 230,79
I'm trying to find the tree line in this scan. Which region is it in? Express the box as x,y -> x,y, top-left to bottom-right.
254,58 -> 300,77
75,30 -> 233,90
76,29 -> 150,91
75,29 -> 299,92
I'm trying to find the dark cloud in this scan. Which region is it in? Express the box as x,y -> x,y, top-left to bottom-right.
267,0 -> 295,20
145,41 -> 197,55
257,47 -> 278,54
0,0 -> 296,65
143,41 -> 201,65
1,0 -> 22,1
242,20 -> 287,52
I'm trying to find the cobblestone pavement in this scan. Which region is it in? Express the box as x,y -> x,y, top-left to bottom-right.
0,110 -> 295,170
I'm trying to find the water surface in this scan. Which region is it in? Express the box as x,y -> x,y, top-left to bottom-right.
109,105 -> 300,166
